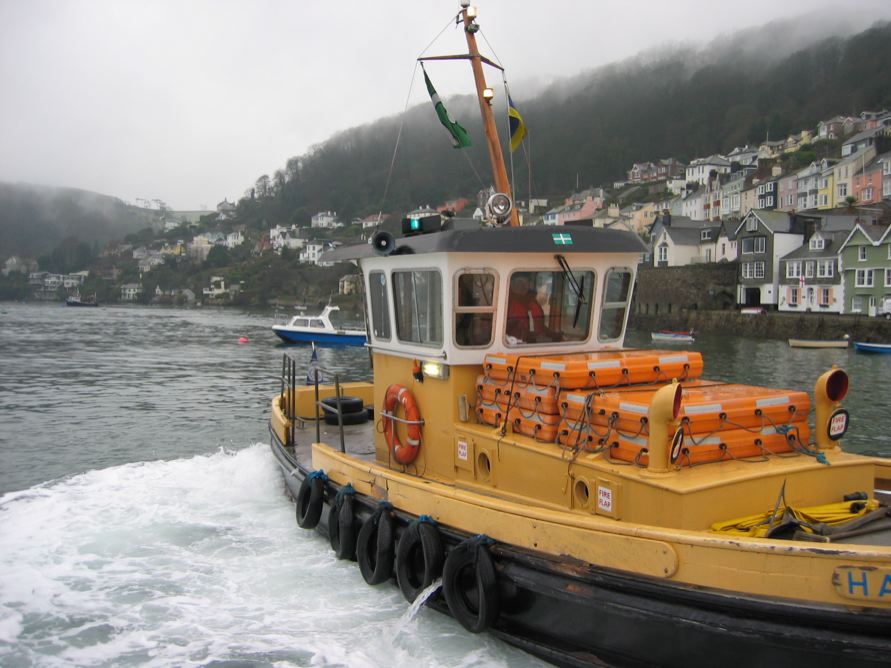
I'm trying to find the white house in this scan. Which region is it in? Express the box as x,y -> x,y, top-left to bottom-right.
121,283 -> 143,302
311,211 -> 341,228
225,230 -> 245,249
269,225 -> 305,253
685,155 -> 731,186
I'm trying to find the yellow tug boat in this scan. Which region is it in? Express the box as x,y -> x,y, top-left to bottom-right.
268,5 -> 891,666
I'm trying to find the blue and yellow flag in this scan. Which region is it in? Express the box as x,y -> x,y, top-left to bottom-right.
508,95 -> 527,153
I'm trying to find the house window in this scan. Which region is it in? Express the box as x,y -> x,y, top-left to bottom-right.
766,196 -> 774,206
859,246 -> 867,261
754,262 -> 765,279
884,180 -> 891,198
598,268 -> 633,342
852,295 -> 863,313
657,245 -> 668,263
700,230 -> 710,241
454,270 -> 497,348
745,217 -> 758,232
818,194 -> 828,207
741,236 -> 766,254
369,271 -> 391,340
885,268 -> 891,288
805,261 -> 814,278
742,263 -> 753,279
884,161 -> 891,176
789,287 -> 799,306
757,185 -> 765,195
819,288 -> 831,306
809,237 -> 825,250
817,260 -> 834,278
393,269 -> 443,346
863,187 -> 873,200
786,261 -> 801,279
855,269 -> 873,288
837,183 -> 847,198
721,242 -> 726,257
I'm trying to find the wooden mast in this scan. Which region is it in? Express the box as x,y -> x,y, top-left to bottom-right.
460,4 -> 521,227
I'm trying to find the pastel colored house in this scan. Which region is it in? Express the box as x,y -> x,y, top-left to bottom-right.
838,222 -> 891,316
777,228 -> 846,314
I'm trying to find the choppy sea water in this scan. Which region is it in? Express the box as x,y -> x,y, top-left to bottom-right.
1,303 -> 889,666
0,304 -> 541,667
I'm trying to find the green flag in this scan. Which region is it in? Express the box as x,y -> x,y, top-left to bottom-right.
423,69 -> 471,149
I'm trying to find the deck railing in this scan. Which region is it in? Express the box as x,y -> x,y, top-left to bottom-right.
279,352 -> 347,453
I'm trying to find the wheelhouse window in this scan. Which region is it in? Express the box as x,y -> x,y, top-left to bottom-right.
310,319 -> 324,328
454,270 -> 496,347
393,270 -> 442,346
598,268 -> 633,341
369,270 -> 391,340
505,269 -> 595,346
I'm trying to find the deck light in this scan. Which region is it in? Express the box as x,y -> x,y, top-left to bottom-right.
483,87 -> 494,102
466,6 -> 477,19
422,361 -> 450,380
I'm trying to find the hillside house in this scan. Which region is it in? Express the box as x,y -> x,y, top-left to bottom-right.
838,221 -> 891,316
777,227 -> 847,314
121,283 -> 143,302
685,155 -> 731,186
734,210 -> 803,308
311,211 -> 341,229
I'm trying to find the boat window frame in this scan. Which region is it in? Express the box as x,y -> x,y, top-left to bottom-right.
453,268 -> 499,349
597,266 -> 634,343
502,266 -> 597,348
368,270 -> 391,341
392,267 -> 444,348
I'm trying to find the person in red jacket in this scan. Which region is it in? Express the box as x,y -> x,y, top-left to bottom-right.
506,273 -> 546,343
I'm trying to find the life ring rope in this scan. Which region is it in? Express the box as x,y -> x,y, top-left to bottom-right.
381,384 -> 424,465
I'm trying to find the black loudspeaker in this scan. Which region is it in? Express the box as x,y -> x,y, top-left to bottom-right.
371,230 -> 396,256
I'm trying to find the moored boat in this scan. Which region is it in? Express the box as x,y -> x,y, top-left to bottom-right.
271,305 -> 366,345
266,5 -> 891,667
788,337 -> 850,349
651,329 -> 695,343
65,293 -> 99,307
854,341 -> 891,354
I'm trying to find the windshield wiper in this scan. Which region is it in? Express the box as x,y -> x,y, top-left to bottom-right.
555,254 -> 587,327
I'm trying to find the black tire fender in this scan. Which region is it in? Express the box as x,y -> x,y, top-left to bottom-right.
323,410 -> 368,426
328,485 -> 357,561
395,518 -> 444,602
356,503 -> 395,585
321,395 -> 364,414
295,472 -> 325,530
442,536 -> 499,633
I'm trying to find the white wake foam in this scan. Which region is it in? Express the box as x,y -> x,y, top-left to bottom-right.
0,445 -> 541,667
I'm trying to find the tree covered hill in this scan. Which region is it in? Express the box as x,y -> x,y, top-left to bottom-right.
239,19 -> 891,226
0,182 -> 157,258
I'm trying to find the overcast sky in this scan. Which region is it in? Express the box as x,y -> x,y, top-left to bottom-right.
1,0 -> 890,210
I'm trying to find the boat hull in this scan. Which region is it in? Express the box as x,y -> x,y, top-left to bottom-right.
272,327 -> 366,346
854,342 -> 891,354
788,339 -> 849,349
268,428 -> 891,668
650,333 -> 694,343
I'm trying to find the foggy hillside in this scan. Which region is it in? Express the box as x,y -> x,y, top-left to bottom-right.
0,183 -> 158,258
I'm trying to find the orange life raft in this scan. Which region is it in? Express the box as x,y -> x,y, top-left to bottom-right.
484,350 -> 704,389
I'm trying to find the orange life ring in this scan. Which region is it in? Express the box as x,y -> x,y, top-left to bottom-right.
382,384 -> 422,464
